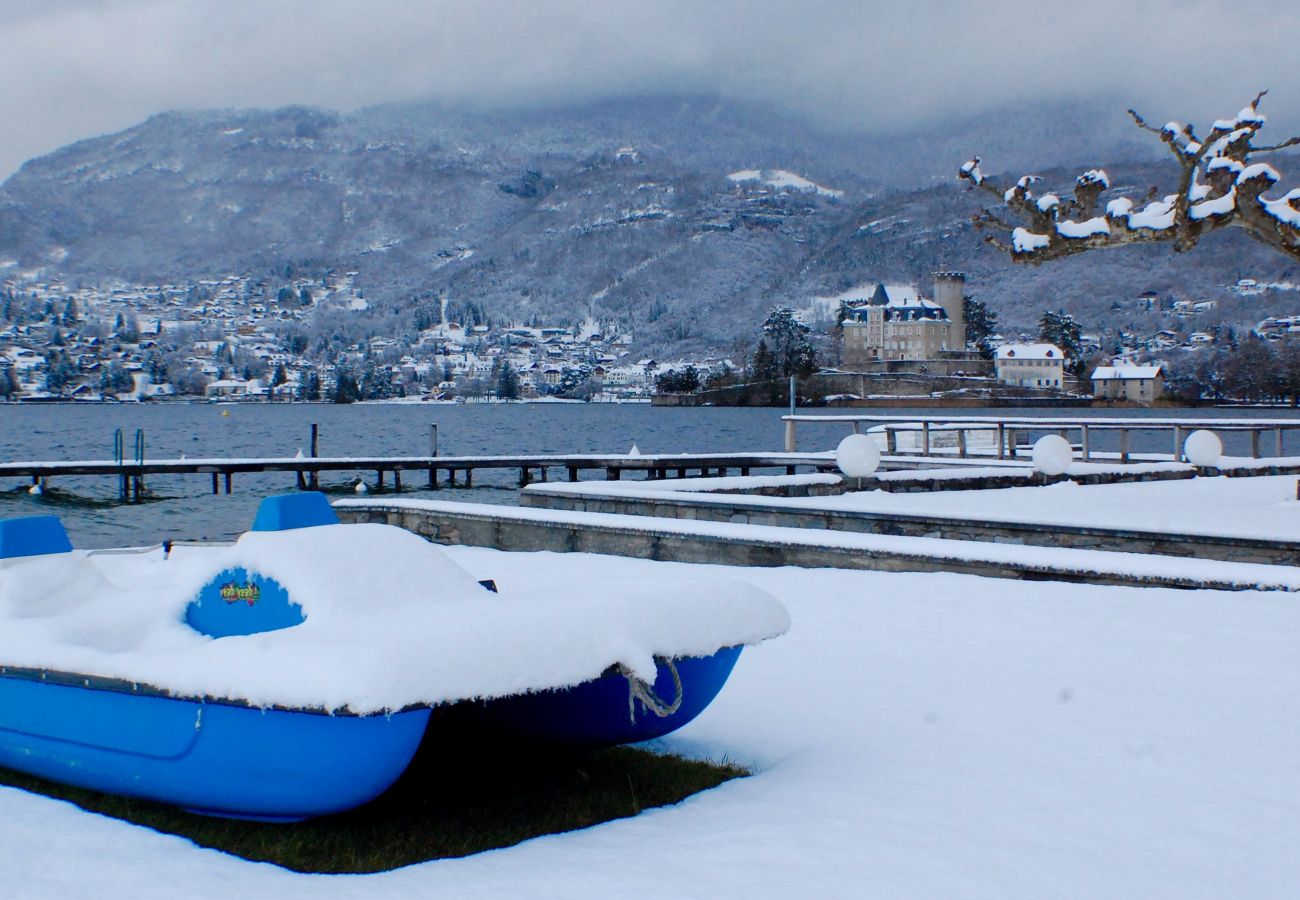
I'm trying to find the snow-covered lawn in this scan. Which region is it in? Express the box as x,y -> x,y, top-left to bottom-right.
6,547 -> 1299,899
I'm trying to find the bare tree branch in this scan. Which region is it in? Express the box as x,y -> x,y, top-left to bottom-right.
1253,136 -> 1300,153
959,94 -> 1300,264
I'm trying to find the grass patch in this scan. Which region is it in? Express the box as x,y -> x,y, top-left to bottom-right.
0,733 -> 747,873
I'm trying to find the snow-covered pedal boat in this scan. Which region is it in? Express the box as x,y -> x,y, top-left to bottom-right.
0,493 -> 787,821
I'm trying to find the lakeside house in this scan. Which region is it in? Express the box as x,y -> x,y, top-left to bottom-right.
1091,364 -> 1165,403
994,342 -> 1065,389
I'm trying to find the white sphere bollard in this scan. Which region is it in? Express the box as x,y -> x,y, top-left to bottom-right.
355,481 -> 369,494
1184,429 -> 1222,467
1031,434 -> 1074,476
836,434 -> 881,479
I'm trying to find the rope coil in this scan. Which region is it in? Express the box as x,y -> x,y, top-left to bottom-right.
617,657 -> 683,723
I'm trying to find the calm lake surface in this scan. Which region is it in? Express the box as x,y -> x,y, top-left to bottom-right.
3,401 -> 1298,547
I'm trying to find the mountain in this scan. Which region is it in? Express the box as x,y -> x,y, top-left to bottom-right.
1,94 -> 1296,353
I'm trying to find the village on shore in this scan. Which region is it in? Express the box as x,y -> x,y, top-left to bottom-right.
1,267 -> 1297,406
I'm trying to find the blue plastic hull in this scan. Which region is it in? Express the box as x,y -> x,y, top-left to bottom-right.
0,672 -> 430,821
459,646 -> 743,747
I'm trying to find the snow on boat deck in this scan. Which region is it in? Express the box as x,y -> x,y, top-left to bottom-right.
5,546 -> 1298,898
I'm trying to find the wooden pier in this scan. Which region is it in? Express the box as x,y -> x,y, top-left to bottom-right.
0,451 -> 836,501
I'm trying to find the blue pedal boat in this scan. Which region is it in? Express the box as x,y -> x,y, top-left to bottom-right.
0,492 -> 779,820
460,646 -> 744,748
0,495 -> 429,822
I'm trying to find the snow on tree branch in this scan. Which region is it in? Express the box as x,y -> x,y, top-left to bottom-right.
959,93 -> 1300,263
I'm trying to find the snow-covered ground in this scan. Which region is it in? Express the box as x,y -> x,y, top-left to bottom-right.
807,472 -> 1300,541
5,546 -> 1299,898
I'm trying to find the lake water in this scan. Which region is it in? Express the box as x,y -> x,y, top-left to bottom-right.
3,401 -> 1298,547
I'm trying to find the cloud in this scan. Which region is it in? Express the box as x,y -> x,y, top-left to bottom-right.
2,0 -> 1299,179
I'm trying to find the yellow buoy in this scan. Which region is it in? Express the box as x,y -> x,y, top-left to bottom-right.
221,410 -> 231,417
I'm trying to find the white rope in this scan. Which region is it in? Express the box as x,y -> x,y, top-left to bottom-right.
617,657 -> 683,723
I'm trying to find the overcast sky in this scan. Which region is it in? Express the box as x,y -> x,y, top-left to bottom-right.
4,0 -> 1300,179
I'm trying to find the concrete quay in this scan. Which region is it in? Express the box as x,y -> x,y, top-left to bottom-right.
333,499 -> 1300,592
520,483 -> 1299,566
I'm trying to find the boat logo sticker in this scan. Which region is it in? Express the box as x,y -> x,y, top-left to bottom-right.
219,581 -> 261,606
186,567 -> 304,638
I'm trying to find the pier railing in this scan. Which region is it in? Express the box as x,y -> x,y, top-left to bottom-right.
781,414 -> 1300,461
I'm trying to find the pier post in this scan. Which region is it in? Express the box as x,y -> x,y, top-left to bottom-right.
430,424 -> 439,458
1119,430 -> 1130,463
886,428 -> 897,456
921,422 -> 931,457
1006,428 -> 1017,460
784,418 -> 797,453
465,469 -> 473,487
1277,427 -> 1285,458
212,472 -> 219,494
607,468 -> 622,480
996,423 -> 1005,460
1173,426 -> 1183,462
309,424 -> 319,490
224,472 -> 233,494
569,467 -> 579,482
429,468 -> 438,489
1081,425 -> 1091,460
376,470 -> 385,489
1251,429 -> 1261,459
394,470 -> 402,492
956,429 -> 967,458
519,467 -> 530,487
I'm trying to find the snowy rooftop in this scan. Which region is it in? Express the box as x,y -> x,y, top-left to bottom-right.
996,342 -> 1063,360
1092,366 -> 1162,380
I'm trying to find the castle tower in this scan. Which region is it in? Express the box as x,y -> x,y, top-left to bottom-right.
932,271 -> 966,351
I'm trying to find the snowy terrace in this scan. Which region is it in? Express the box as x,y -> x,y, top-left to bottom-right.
7,544 -> 1298,898
780,413 -> 1300,461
